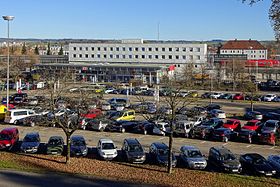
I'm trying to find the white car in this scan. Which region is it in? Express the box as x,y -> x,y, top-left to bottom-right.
153,121 -> 170,136
209,109 -> 226,119
263,94 -> 277,102
4,109 -> 36,124
101,102 -> 111,111
97,139 -> 118,160
210,92 -> 223,99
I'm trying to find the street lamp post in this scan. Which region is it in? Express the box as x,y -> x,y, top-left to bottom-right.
2,15 -> 15,108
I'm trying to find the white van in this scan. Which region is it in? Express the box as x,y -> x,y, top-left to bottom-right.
4,109 -> 36,124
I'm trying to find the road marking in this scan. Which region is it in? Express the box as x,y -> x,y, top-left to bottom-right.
269,146 -> 275,150
116,134 -> 123,137
201,141 -> 206,144
159,137 -> 165,140
223,143 -> 228,146
246,145 -> 252,148
138,135 -> 145,139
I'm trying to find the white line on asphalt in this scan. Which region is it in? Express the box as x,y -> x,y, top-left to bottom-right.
246,145 -> 252,148
116,134 -> 123,137
201,141 -> 206,144
269,146 -> 275,150
223,143 -> 228,146
138,135 -> 145,139
159,137 -> 165,140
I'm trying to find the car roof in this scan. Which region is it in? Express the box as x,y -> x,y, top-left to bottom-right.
99,138 -> 114,143
124,138 -> 140,145
243,153 -> 264,160
152,142 -> 168,149
25,132 -> 39,137
49,136 -> 63,140
180,145 -> 199,151
71,135 -> 85,141
211,146 -> 231,155
0,127 -> 18,133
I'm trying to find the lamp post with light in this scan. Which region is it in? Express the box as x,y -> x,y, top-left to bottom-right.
2,15 -> 15,108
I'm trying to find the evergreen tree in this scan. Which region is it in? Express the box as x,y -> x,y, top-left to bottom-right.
34,46 -> 39,55
58,45 -> 64,55
47,42 -> 51,55
21,42 -> 27,55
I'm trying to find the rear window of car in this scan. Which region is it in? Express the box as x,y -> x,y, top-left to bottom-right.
13,111 -> 28,116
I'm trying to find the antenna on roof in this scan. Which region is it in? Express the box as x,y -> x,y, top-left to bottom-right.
157,21 -> 160,41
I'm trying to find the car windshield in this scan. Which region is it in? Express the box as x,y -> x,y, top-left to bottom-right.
102,143 -> 115,150
254,158 -> 265,164
128,144 -> 143,152
24,136 -> 39,142
49,139 -> 63,146
71,140 -> 85,146
246,122 -> 256,126
225,120 -> 234,125
158,149 -> 168,156
186,150 -> 202,158
222,153 -> 236,161
0,133 -> 11,141
265,122 -> 276,128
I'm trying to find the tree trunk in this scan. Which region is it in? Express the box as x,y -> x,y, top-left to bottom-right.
168,122 -> 174,174
66,133 -> 71,164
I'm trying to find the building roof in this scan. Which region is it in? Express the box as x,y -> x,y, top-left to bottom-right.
221,40 -> 266,50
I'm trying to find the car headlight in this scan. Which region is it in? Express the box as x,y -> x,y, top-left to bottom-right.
114,151 -> 117,155
102,152 -> 106,155
83,149 -> 87,153
272,170 -> 276,174
5,144 -> 11,147
259,170 -> 265,174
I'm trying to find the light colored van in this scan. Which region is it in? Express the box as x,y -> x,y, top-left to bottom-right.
4,109 -> 36,124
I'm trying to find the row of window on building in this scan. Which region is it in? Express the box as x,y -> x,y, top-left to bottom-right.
72,46 -> 201,53
72,53 -> 201,60
221,50 -> 266,54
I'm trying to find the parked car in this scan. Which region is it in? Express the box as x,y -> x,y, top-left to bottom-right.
205,104 -> 221,111
208,146 -> 242,173
27,97 -> 39,106
80,117 -> 112,131
20,132 -> 40,153
152,121 -> 170,136
174,120 -> 194,137
101,102 -> 111,111
110,110 -> 135,121
267,155 -> 280,176
244,111 -> 263,120
210,92 -> 223,99
240,153 -> 276,176
122,138 -> 146,163
131,121 -> 155,135
97,138 -> 118,160
220,93 -> 233,100
80,109 -> 102,119
4,109 -> 36,124
0,127 -> 19,150
233,93 -> 244,100
259,131 -> 277,146
208,109 -> 226,119
189,118 -> 223,139
222,119 -> 241,131
149,142 -> 177,167
212,128 -> 238,142
272,96 -> 280,102
263,94 -> 277,102
46,136 -> 64,155
262,112 -> 280,121
261,120 -> 279,133
201,92 -> 211,99
237,129 -> 258,144
242,120 -> 262,131
179,146 -> 207,170
70,135 -> 88,156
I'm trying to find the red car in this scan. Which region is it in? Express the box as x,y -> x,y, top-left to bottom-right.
0,127 -> 19,150
80,109 -> 102,119
242,120 -> 262,131
233,94 -> 244,100
259,131 -> 276,146
222,119 -> 241,131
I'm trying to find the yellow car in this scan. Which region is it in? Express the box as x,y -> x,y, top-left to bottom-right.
189,91 -> 198,98
0,105 -> 8,120
112,110 -> 135,121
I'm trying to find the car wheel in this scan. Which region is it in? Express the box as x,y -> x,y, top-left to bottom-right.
100,127 -> 105,132
121,128 -> 125,133
13,120 -> 18,125
223,137 -> 228,143
248,136 -> 252,144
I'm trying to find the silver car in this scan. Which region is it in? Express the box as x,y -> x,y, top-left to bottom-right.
179,145 -> 207,170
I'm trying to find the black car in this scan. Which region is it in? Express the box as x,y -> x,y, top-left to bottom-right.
212,128 -> 238,142
189,118 -> 223,139
201,92 -> 211,99
122,138 -> 146,163
208,146 -> 242,173
149,142 -> 177,167
262,112 -> 280,122
132,121 -> 155,135
237,129 -> 258,144
243,111 -> 263,120
70,135 -> 88,156
46,136 -> 64,155
106,120 -> 140,133
205,104 -> 221,111
240,153 -> 276,176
